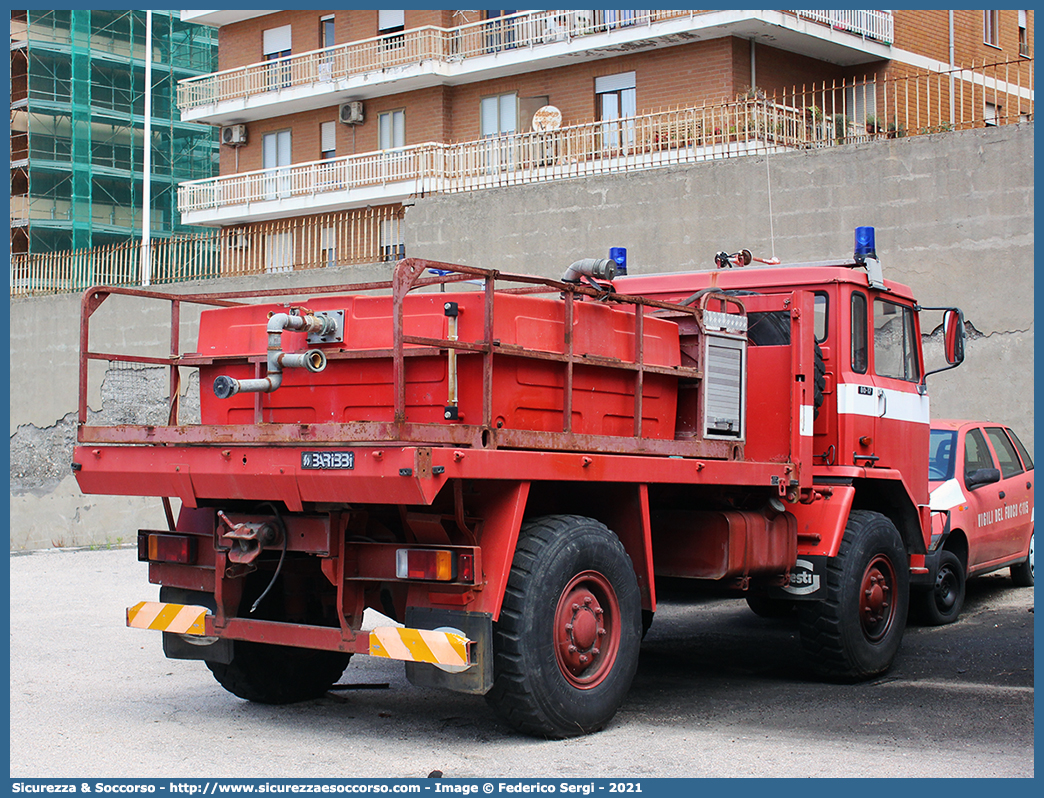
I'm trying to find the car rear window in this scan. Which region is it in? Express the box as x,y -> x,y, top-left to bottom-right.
1006,428 -> 1034,471
986,427 -> 1025,479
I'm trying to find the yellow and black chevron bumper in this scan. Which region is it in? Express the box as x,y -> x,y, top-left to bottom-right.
126,601 -> 472,669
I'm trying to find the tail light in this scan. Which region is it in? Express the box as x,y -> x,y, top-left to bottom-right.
138,531 -> 197,564
396,549 -> 456,581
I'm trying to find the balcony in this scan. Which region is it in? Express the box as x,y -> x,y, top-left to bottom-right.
178,9 -> 894,125
179,59 -> 1032,228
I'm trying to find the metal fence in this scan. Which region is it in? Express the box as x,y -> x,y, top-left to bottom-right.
10,206 -> 405,297
176,10 -> 893,111
179,59 -> 1033,214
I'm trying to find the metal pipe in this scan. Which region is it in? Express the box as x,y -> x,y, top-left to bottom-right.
561,258 -> 615,283
213,310 -> 334,398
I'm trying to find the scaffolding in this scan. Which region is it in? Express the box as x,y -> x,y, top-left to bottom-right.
10,9 -> 218,255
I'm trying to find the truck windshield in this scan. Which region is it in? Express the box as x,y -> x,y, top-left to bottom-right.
929,429 -> 957,481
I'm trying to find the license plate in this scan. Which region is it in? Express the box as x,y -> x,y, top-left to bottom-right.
301,451 -> 355,470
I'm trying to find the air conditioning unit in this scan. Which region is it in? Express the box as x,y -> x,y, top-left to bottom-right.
227,229 -> 250,250
339,101 -> 364,125
221,125 -> 247,147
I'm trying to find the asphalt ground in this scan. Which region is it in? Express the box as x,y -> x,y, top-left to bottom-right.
9,547 -> 1034,779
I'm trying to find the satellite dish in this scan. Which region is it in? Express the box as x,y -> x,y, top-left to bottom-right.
532,105 -> 562,132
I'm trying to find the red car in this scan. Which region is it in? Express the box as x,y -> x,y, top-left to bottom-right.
917,419 -> 1034,624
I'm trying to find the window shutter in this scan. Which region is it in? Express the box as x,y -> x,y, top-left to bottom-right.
595,72 -> 636,93
321,121 -> 336,153
378,10 -> 405,30
263,25 -> 291,55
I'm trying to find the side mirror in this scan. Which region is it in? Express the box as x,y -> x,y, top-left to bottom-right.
943,308 -> 965,366
965,467 -> 1000,489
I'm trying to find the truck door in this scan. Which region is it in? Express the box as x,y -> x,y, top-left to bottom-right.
867,295 -> 929,503
835,291 -> 929,503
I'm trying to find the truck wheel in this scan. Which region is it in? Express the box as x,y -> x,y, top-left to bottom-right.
916,550 -> 965,625
485,515 -> 642,738
206,642 -> 351,704
798,510 -> 909,680
1010,531 -> 1034,587
746,594 -> 797,619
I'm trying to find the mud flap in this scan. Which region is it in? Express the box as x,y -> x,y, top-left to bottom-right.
404,608 -> 493,695
159,586 -> 233,665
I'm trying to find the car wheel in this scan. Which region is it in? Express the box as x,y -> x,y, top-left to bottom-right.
1010,531 -> 1034,587
917,550 -> 966,625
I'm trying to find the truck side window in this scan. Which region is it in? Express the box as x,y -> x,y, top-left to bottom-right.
814,292 -> 828,343
985,427 -> 1025,479
851,292 -> 867,373
963,428 -> 995,479
872,299 -> 921,382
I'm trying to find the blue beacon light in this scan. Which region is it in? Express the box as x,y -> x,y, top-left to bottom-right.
854,226 -> 876,263
609,247 -> 627,275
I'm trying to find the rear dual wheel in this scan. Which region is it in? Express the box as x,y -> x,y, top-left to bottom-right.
486,515 -> 642,738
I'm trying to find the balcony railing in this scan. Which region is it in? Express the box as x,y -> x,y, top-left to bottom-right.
792,10 -> 893,44
10,206 -> 405,297
179,60 -> 1033,217
176,9 -> 893,112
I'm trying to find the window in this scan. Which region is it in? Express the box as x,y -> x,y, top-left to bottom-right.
320,121 -> 336,159
851,292 -> 868,374
596,72 -> 637,150
929,429 -> 957,481
263,25 -> 292,90
262,130 -> 292,198
318,15 -> 335,79
1019,10 -> 1029,56
814,292 -> 829,343
1007,428 -> 1034,470
320,15 -> 335,49
873,299 -> 920,382
484,10 -> 518,52
985,427 -> 1025,479
985,100 -> 1000,126
378,9 -> 404,34
480,92 -> 518,137
266,231 -> 293,274
380,218 -> 405,262
320,226 -> 336,268
378,109 -> 405,150
379,9 -> 405,49
845,83 -> 877,126
984,10 -> 1000,47
480,92 -> 518,171
963,428 -> 995,479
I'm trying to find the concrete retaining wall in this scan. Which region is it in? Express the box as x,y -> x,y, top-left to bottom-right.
10,124 -> 1032,550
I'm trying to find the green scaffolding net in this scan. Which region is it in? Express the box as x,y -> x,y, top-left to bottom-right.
11,9 -> 219,255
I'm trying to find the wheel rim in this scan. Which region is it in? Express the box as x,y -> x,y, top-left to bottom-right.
554,570 -> 621,689
933,563 -> 959,613
859,554 -> 898,642
1028,533 -> 1034,579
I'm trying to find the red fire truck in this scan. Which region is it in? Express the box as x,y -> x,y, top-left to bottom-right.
73,228 -> 965,738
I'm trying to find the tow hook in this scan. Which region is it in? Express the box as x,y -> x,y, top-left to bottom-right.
217,511 -> 283,568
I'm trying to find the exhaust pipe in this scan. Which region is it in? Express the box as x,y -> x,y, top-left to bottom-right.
214,310 -> 334,398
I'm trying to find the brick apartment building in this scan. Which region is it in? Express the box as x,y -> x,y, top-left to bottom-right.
175,9 -> 1033,274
